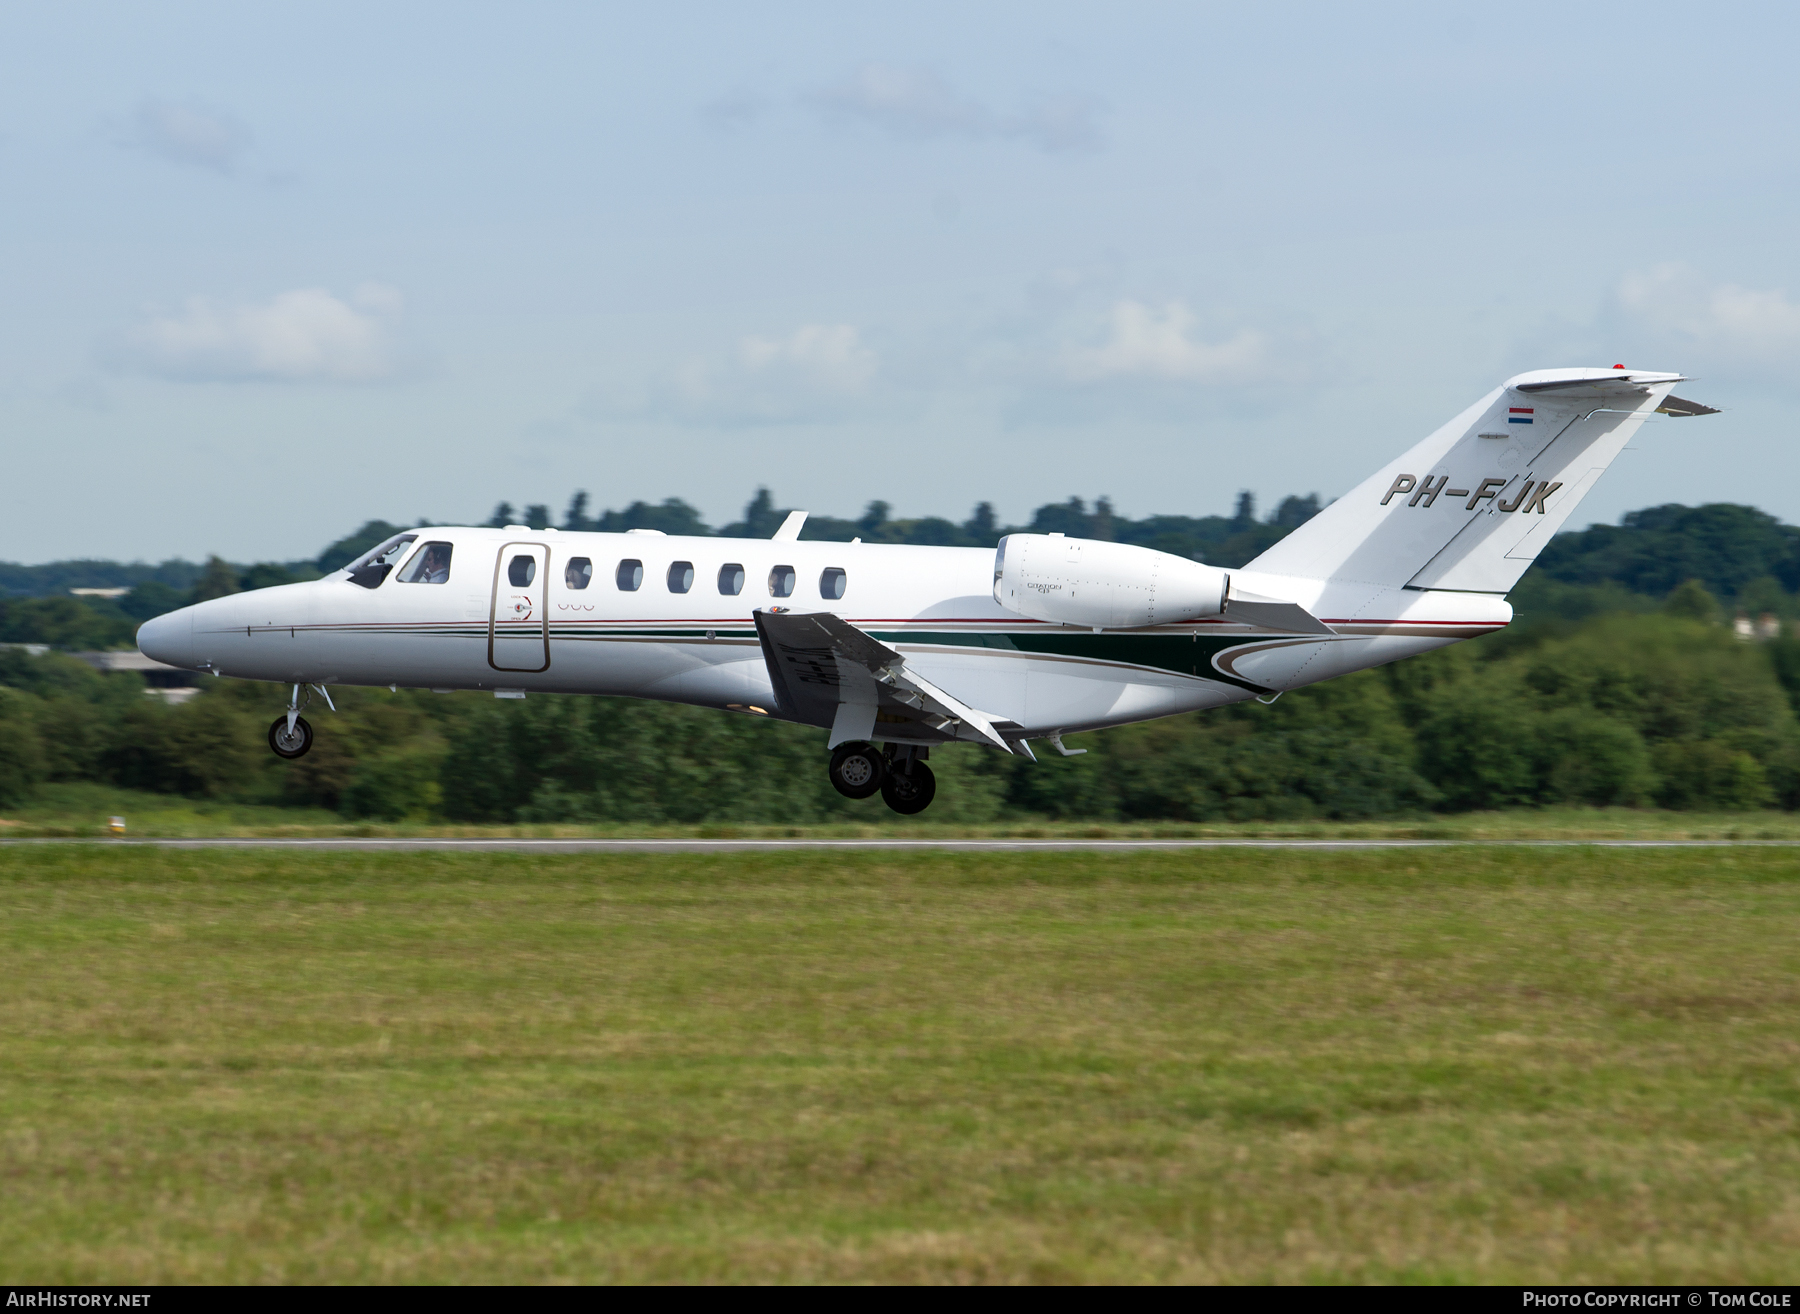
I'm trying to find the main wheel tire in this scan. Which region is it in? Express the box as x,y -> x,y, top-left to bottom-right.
269,715 -> 314,760
880,760 -> 937,815
828,741 -> 885,799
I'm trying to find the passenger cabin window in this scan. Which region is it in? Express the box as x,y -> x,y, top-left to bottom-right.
616,559 -> 644,591
769,565 -> 796,598
396,541 -> 454,584
507,555 -> 536,587
820,567 -> 846,601
668,561 -> 695,593
345,533 -> 419,589
718,563 -> 745,596
565,558 -> 593,590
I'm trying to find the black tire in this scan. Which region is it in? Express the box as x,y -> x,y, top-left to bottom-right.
880,760 -> 937,815
828,741 -> 885,799
269,715 -> 314,760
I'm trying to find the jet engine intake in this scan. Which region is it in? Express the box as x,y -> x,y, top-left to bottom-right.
992,534 -> 1229,629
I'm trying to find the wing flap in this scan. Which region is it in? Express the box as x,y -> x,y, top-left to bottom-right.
752,609 -> 1017,752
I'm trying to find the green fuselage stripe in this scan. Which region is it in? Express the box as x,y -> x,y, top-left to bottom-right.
332,622 -> 1280,691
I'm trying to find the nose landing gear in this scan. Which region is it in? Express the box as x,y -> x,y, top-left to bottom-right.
828,741 -> 936,814
269,715 -> 314,759
268,683 -> 334,759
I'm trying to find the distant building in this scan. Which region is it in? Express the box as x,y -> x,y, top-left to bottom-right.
69,587 -> 130,599
1729,611 -> 1788,643
68,651 -> 202,704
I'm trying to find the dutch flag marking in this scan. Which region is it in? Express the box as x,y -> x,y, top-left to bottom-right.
1508,407 -> 1534,425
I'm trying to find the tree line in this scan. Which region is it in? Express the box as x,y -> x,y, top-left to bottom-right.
0,487 -> 1319,651
3,589 -> 1798,820
5,484 -> 1800,821
6,487 -> 1800,656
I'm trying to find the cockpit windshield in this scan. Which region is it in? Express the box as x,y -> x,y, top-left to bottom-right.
343,533 -> 419,589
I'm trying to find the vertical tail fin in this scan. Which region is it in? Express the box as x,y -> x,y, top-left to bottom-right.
1247,368 -> 1706,592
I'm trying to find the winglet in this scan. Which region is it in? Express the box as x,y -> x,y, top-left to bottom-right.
772,511 -> 808,541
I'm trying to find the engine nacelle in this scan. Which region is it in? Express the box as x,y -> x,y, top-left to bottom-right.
992,534 -> 1230,629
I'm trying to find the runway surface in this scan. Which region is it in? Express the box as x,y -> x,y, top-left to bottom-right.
6,837 -> 1800,851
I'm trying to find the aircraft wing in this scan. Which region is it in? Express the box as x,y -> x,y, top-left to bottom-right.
752,609 -> 1018,753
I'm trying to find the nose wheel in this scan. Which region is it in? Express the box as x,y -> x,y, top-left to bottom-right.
269,715 -> 314,759
268,683 -> 332,759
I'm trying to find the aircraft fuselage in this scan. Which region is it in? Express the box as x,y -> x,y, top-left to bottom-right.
138,526 -> 1506,742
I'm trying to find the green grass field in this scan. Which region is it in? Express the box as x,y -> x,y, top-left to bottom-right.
2,845 -> 1798,1283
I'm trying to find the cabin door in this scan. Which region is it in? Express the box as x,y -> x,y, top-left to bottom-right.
489,542 -> 551,673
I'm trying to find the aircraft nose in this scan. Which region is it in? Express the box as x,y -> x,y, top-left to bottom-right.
137,607 -> 197,669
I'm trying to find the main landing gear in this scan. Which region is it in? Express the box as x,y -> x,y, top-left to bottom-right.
827,742 -> 937,815
268,683 -> 334,760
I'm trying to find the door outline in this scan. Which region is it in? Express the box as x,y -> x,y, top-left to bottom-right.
489,541 -> 551,673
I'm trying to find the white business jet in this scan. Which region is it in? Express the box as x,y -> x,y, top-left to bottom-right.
137,367 -> 1716,814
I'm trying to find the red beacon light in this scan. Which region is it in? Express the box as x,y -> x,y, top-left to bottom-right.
1612,363 -> 1626,370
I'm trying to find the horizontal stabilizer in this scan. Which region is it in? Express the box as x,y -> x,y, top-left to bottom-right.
1515,370 -> 1681,394
753,609 -> 1016,752
1656,394 -> 1719,417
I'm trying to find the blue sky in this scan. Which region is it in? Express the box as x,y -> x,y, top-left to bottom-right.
3,2 -> 1797,564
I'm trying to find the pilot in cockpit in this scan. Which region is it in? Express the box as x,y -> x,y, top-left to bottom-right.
413,544 -> 452,584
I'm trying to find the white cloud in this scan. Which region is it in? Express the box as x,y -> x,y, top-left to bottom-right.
1008,95 -> 1104,154
118,285 -> 403,382
1710,285 -> 1800,342
815,66 -> 990,138
739,324 -> 875,391
1618,263 -> 1800,358
124,98 -> 253,173
811,65 -> 1102,154
593,324 -> 878,426
1065,301 -> 1271,384
701,87 -> 770,129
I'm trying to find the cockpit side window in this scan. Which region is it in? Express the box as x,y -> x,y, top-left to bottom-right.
344,533 -> 419,589
396,541 -> 454,584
